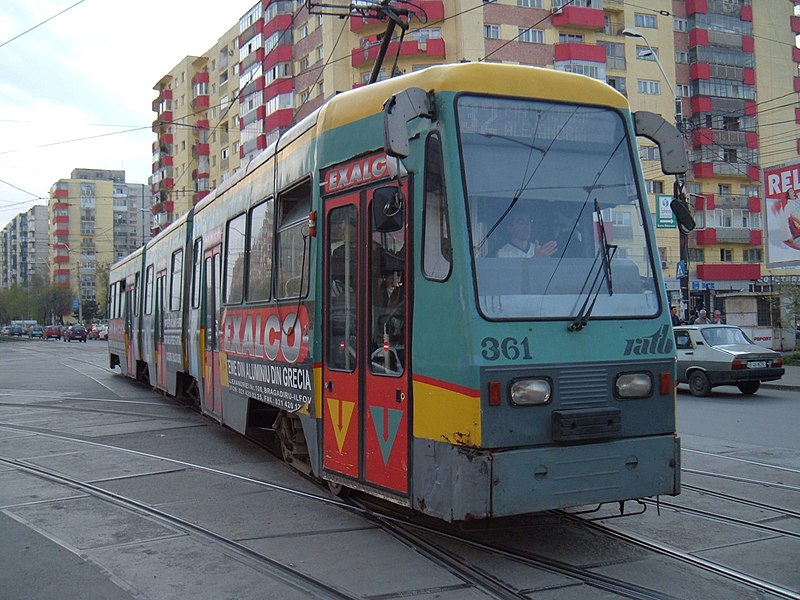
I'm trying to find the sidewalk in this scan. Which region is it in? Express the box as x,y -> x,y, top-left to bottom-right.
762,363 -> 800,391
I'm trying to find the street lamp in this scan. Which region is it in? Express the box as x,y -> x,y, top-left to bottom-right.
623,26 -> 692,319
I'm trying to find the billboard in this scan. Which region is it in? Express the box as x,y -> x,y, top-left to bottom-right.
763,162 -> 800,267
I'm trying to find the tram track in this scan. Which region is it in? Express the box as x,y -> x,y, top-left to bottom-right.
0,423 -> 678,599
0,454 -> 359,600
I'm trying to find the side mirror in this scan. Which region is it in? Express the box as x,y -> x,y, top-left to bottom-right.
383,87 -> 433,158
372,187 -> 404,232
670,198 -> 696,232
634,111 -> 688,175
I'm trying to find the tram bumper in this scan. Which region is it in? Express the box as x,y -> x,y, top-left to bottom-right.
413,435 -> 680,521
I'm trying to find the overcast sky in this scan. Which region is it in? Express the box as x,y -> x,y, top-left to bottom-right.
0,0 -> 253,227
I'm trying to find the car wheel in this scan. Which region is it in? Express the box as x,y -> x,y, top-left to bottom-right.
688,371 -> 711,397
737,381 -> 760,395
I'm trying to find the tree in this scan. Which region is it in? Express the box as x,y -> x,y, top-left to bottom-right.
95,262 -> 109,319
777,283 -> 800,342
42,285 -> 73,324
81,299 -> 99,322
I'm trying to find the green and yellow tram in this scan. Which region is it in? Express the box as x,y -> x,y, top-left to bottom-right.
110,63 -> 685,520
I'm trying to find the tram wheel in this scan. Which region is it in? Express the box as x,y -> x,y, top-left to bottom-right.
737,381 -> 760,395
326,479 -> 351,499
688,371 -> 711,397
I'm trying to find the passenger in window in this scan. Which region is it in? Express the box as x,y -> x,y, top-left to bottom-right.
496,209 -> 558,258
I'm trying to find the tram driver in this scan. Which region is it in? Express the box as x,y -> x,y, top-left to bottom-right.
496,207 -> 558,258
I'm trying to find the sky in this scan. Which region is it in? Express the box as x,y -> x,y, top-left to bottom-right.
0,0 -> 254,227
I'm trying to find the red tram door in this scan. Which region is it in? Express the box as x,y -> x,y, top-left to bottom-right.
202,246 -> 223,420
322,184 -> 409,496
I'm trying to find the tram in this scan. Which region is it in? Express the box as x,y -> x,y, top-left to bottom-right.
110,63 -> 688,521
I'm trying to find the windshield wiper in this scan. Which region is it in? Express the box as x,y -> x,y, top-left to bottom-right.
568,200 -> 617,332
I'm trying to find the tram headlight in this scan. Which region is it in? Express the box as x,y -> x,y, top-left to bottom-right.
509,378 -> 552,406
615,372 -> 652,399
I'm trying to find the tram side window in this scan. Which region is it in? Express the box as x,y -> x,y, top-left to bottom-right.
109,282 -> 117,319
133,272 -> 140,317
170,249 -> 183,311
247,198 -> 274,302
191,238 -> 202,308
117,281 -> 124,319
276,180 -> 311,299
224,213 -> 246,304
144,265 -> 154,315
423,133 -> 452,281
328,205 -> 358,371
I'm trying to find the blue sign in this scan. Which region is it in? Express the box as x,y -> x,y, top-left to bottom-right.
72,298 -> 80,310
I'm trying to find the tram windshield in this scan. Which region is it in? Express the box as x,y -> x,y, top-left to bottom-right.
457,95 -> 660,321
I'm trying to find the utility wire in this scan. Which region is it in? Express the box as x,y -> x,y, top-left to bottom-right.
0,0 -> 88,49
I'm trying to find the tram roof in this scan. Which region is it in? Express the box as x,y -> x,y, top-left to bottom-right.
317,62 -> 629,134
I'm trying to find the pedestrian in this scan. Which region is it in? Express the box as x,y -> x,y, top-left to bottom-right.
693,309 -> 710,324
670,306 -> 681,326
712,310 -> 724,324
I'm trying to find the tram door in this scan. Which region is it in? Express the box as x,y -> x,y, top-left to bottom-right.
202,246 -> 223,420
154,270 -> 167,389
322,184 -> 409,495
124,274 -> 136,378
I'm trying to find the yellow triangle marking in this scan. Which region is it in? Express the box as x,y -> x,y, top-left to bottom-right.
327,398 -> 355,453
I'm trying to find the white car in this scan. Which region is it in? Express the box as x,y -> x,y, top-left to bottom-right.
674,325 -> 785,396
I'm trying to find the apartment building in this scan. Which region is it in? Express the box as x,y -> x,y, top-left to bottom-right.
1,205 -> 48,289
49,169 -> 152,306
150,25 -> 242,232
152,0 -> 799,304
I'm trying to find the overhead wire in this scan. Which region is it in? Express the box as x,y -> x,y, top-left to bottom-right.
0,0 -> 88,50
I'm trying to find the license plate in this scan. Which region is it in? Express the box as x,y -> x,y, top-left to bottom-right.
747,361 -> 767,368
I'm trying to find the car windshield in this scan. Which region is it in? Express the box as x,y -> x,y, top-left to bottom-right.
457,95 -> 659,320
700,327 -> 752,347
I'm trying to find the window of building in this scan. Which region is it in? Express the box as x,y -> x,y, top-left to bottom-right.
518,27 -> 544,43
639,146 -> 660,161
720,248 -> 732,262
743,248 -> 762,263
718,183 -> 732,195
484,24 -> 499,39
517,0 -> 542,6
637,79 -> 661,95
674,17 -> 688,32
599,41 -> 625,70
723,148 -> 738,163
634,13 -> 657,28
675,51 -> 689,64
559,33 -> 584,44
646,180 -> 664,194
607,76 -> 626,95
636,46 -> 659,61
688,248 -> 705,263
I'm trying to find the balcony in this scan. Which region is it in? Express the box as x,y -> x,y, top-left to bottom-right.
551,6 -> 605,30
53,255 -> 69,264
697,263 -> 760,282
52,188 -> 69,199
192,143 -> 210,157
553,43 -> 606,63
714,228 -> 751,243
191,95 -> 210,110
351,38 -> 445,67
194,190 -> 211,204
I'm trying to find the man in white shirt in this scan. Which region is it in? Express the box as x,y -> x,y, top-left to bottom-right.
496,211 -> 558,258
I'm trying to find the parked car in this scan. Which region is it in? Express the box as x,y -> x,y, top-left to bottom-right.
44,325 -> 62,340
28,325 -> 44,339
674,325 -> 785,396
64,325 -> 88,342
9,325 -> 24,337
